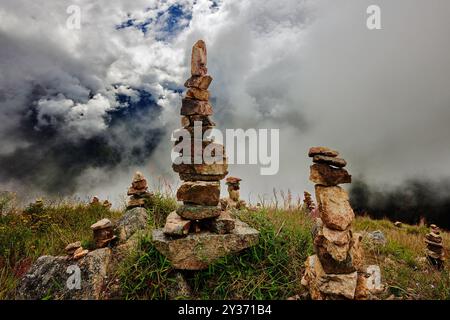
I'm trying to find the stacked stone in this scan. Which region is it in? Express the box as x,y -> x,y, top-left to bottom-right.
90,218 -> 116,249
425,224 -> 445,269
221,177 -> 247,210
127,172 -> 154,210
303,191 -> 315,213
65,241 -> 89,260
165,40 -> 232,236
302,146 -> 371,300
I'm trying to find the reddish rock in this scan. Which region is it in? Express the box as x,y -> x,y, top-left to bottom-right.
313,155 -> 347,168
308,147 -> 339,158
176,181 -> 221,206
181,115 -> 216,128
191,40 -> 207,76
186,88 -> 209,101
184,75 -> 213,90
315,185 -> 354,231
181,98 -> 213,116
310,164 -> 351,186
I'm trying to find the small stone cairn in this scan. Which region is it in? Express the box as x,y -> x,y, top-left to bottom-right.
126,171 -> 154,210
303,191 -> 315,213
425,224 -> 445,269
301,146 -> 381,299
220,176 -> 247,210
152,40 -> 259,270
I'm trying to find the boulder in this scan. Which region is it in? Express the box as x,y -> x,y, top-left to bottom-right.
184,75 -> 213,90
176,204 -> 221,220
308,147 -> 339,158
366,230 -> 386,245
176,181 -> 221,206
313,155 -> 347,168
163,211 -> 191,236
152,219 -> 259,270
115,207 -> 148,242
315,185 -> 354,231
181,98 -> 213,116
309,164 -> 351,186
16,248 -> 112,300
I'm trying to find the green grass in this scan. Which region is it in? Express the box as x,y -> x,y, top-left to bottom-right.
1,193 -> 449,300
118,208 -> 313,300
0,198 -> 122,299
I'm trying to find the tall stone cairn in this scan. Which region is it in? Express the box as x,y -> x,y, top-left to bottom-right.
152,40 -> 259,270
301,146 -> 375,300
425,224 -> 445,270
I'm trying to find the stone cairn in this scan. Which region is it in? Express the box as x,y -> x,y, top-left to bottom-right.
65,241 -> 88,260
221,176 -> 247,210
301,146 -> 379,300
90,218 -> 116,249
152,40 -> 259,270
90,196 -> 112,210
425,224 -> 445,269
127,171 -> 154,210
303,191 -> 315,213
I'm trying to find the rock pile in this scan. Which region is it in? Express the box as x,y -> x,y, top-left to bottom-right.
127,171 -> 154,210
301,146 -> 380,300
425,224 -> 445,269
90,196 -> 112,209
221,176 -> 247,210
91,218 -> 117,249
303,191 -> 315,213
153,40 -> 259,270
65,241 -> 89,260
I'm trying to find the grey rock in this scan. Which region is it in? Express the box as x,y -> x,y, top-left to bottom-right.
115,207 -> 148,242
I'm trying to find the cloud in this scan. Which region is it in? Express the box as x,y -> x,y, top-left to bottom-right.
1,0 -> 450,205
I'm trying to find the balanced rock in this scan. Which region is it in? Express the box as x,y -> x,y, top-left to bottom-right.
313,155 -> 347,168
176,181 -> 220,206
127,171 -> 154,210
65,241 -> 82,256
91,218 -> 116,249
186,88 -> 209,101
176,204 -> 221,220
310,164 -> 351,186
184,75 -> 212,90
308,146 -> 339,158
315,185 -> 355,231
425,225 -> 445,269
191,40 -> 207,76
181,98 -> 213,116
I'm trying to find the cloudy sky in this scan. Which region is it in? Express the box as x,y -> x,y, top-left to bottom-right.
1,0 -> 450,205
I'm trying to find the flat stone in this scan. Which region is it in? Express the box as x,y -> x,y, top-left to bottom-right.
186,88 -> 209,101
176,181 -> 220,206
175,141 -> 224,159
191,40 -> 207,76
176,204 -> 221,220
308,147 -> 339,158
184,75 -> 213,90
313,155 -> 347,168
315,185 -> 354,231
173,162 -> 228,176
425,233 -> 442,243
425,239 -> 443,248
163,211 -> 191,236
179,173 -> 227,181
310,164 -> 351,186
90,218 -> 112,231
322,225 -> 352,246
181,98 -> 213,116
152,219 -> 259,270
